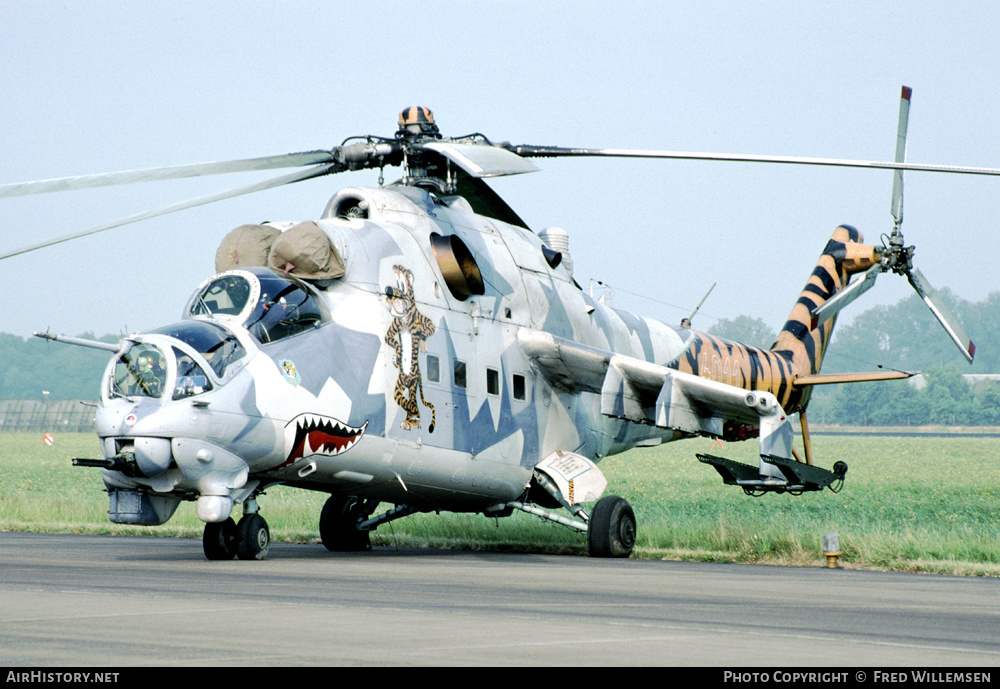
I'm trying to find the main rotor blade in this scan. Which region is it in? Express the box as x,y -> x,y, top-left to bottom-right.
418,141 -> 539,177
907,267 -> 976,364
0,150 -> 336,198
0,164 -> 335,261
510,145 -> 1000,177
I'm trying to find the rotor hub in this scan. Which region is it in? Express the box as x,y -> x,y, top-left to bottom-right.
397,106 -> 440,138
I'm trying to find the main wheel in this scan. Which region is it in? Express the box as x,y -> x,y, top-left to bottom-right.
587,495 -> 636,558
203,518 -> 237,560
320,495 -> 372,551
236,513 -> 270,560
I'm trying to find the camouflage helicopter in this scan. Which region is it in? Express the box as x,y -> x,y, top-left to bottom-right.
0,90 -> 991,560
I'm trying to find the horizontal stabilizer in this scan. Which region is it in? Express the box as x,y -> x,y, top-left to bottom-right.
794,370 -> 914,385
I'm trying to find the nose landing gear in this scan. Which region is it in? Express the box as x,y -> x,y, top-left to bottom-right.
203,517 -> 238,560
235,513 -> 270,560
201,499 -> 270,560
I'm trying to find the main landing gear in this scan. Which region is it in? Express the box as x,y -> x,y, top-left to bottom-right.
319,495 -> 375,551
203,501 -> 270,561
507,493 -> 638,558
202,491 -> 638,560
587,495 -> 637,558
315,492 -> 637,558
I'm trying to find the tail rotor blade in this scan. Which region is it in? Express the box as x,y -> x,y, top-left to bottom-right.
907,267 -> 976,363
890,86 -> 912,230
810,264 -> 881,329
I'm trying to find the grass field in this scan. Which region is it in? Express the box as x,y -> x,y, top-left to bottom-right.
1,432 -> 998,575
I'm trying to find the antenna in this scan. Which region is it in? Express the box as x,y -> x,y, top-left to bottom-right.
681,282 -> 716,328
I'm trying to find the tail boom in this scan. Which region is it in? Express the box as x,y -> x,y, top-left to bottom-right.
772,225 -> 879,379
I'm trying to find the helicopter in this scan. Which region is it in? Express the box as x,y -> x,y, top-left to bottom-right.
0,90 -> 992,560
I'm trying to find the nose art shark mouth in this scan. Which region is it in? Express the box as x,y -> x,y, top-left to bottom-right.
281,413 -> 368,467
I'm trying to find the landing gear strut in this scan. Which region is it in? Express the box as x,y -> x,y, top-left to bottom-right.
507,492 -> 637,558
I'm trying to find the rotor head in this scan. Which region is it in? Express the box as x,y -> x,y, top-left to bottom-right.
397,106 -> 440,138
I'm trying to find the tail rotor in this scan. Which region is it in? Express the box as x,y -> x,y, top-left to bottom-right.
810,86 -> 975,363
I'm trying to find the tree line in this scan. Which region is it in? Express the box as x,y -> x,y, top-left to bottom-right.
0,332 -> 117,400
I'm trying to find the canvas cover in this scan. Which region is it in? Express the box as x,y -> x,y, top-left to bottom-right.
215,224 -> 281,273
267,220 -> 346,281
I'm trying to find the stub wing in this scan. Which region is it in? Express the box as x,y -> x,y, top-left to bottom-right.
518,330 -> 793,469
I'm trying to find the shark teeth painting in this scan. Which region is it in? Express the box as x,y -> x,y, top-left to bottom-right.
281,413 -> 369,466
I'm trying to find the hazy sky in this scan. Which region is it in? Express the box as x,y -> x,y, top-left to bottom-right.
3,1 -> 998,357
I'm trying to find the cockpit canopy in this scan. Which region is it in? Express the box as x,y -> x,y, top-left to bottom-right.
111,342 -> 171,400
184,267 -> 331,344
109,321 -> 246,401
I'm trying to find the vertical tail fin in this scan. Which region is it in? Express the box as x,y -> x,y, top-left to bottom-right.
771,225 -> 880,376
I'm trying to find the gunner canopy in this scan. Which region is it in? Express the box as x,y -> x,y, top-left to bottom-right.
186,267 -> 330,344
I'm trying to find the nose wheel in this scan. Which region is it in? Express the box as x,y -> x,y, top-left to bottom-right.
203,517 -> 238,560
235,513 -> 270,560
201,512 -> 271,560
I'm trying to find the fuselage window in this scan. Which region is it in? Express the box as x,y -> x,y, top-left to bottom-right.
454,360 -> 467,389
486,368 -> 499,396
426,354 -> 440,383
513,373 -> 526,401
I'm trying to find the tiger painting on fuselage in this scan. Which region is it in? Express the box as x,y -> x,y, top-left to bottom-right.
385,264 -> 437,432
